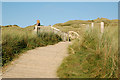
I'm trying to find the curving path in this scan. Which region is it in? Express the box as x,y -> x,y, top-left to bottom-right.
2,42 -> 70,78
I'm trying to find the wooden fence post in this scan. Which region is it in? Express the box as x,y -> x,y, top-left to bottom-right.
68,32 -> 70,41
33,25 -> 38,34
86,24 -> 89,30
63,33 -> 66,42
37,27 -> 38,34
101,22 -> 104,33
91,22 -> 94,29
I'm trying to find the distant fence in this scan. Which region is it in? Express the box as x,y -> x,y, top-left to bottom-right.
33,26 -> 69,41
86,22 -> 104,33
33,22 -> 104,41
50,26 -> 69,41
50,26 -> 80,41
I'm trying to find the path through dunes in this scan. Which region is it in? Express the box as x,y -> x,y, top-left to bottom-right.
3,42 -> 70,78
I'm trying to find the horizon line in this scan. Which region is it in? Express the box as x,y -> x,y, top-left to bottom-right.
1,18 -> 118,28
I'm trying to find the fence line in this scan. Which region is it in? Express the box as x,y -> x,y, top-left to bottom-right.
87,22 -> 104,33
50,26 -> 80,41
50,26 -> 69,41
33,25 -> 80,41
33,22 -> 104,41
101,22 -> 104,33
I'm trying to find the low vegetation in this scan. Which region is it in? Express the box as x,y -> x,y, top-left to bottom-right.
53,18 -> 118,32
1,18 -> 118,78
2,27 -> 62,66
57,18 -> 118,78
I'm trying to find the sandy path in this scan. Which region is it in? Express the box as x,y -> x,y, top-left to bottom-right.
2,42 -> 70,78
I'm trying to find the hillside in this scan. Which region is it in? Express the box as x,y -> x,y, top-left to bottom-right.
1,24 -> 44,31
2,25 -> 20,28
53,18 -> 118,27
57,18 -> 118,78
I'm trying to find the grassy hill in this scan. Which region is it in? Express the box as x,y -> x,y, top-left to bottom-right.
53,20 -> 89,27
2,25 -> 20,28
53,18 -> 118,27
56,18 -> 118,78
1,18 -> 118,78
53,18 -> 118,34
2,26 -> 62,66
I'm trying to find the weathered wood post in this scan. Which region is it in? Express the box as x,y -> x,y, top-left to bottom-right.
33,25 -> 38,34
68,32 -> 70,41
34,25 -> 37,32
91,22 -> 94,29
37,26 -> 39,34
63,33 -> 66,42
86,24 -> 89,30
101,22 -> 104,33
37,26 -> 41,34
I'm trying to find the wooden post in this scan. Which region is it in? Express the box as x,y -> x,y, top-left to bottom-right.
37,27 -> 38,34
86,24 -> 89,30
63,33 -> 66,42
68,32 -> 70,41
101,22 -> 104,33
33,25 -> 38,34
91,22 -> 94,29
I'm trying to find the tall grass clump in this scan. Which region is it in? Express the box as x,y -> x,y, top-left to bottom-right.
2,27 -> 62,66
57,26 -> 118,78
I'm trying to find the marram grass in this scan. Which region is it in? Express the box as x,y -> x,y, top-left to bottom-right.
2,27 -> 62,66
57,26 -> 118,78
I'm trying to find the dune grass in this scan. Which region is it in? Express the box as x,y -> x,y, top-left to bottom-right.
57,26 -> 118,78
2,27 -> 62,66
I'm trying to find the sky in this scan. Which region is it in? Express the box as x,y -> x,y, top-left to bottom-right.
2,2 -> 118,27
1,0 -> 120,2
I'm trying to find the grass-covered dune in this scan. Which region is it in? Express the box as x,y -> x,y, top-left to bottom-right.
2,26 -> 62,66
53,18 -> 118,27
2,25 -> 20,28
53,18 -> 118,33
56,18 -> 118,78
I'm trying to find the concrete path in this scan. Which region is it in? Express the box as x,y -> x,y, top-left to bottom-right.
2,42 -> 70,78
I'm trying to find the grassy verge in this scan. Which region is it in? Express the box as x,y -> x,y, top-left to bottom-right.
2,27 -> 62,66
57,26 -> 118,78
